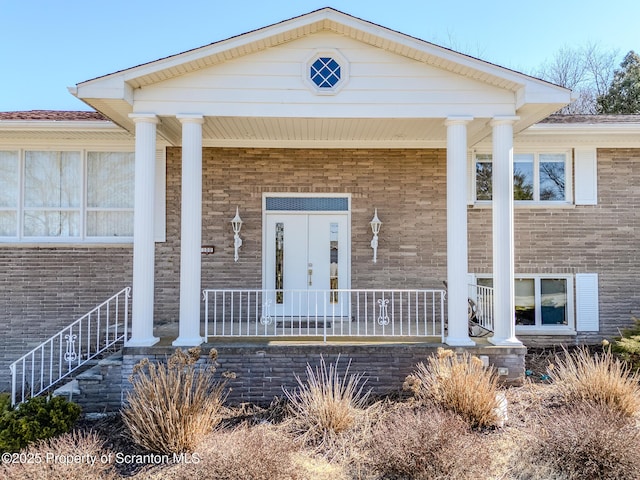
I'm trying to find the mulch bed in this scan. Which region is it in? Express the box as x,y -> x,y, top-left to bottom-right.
74,343 -> 611,477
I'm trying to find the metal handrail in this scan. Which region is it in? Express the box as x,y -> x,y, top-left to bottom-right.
203,288 -> 446,342
10,287 -> 131,405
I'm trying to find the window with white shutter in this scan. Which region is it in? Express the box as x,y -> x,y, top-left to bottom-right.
575,273 -> 599,331
574,148 -> 598,205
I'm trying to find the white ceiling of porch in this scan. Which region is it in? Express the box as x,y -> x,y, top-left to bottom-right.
157,116 -> 493,148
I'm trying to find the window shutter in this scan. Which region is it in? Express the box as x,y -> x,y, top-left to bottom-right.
574,148 -> 597,205
154,149 -> 166,242
575,273 -> 599,331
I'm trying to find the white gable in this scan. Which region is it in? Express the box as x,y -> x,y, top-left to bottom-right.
133,33 -> 515,119
73,8 -> 571,146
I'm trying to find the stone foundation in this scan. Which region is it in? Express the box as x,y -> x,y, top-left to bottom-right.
121,340 -> 525,407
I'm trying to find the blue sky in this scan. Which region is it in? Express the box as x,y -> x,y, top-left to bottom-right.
1,0 -> 638,111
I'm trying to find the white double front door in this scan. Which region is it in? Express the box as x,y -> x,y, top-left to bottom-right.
264,213 -> 349,316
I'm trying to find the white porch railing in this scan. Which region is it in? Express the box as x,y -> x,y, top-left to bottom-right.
10,287 -> 131,405
203,289 -> 446,342
468,284 -> 494,336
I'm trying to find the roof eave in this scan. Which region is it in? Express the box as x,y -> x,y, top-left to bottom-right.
526,123 -> 640,135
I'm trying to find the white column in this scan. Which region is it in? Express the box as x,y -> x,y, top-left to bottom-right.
444,117 -> 475,346
490,117 -> 522,346
173,115 -> 205,346
128,114 -> 159,346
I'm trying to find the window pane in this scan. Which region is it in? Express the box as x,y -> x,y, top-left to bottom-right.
475,155 -> 493,201
330,222 -> 338,303
0,212 -> 17,236
541,279 -> 568,325
87,212 -> 134,237
0,151 -> 19,207
477,278 -> 493,288
514,154 -> 534,200
24,151 -> 81,207
24,211 -> 80,237
515,278 -> 535,325
275,222 -> 284,304
87,152 -> 134,208
539,154 -> 565,201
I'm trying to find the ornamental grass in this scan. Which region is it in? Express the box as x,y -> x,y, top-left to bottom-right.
405,347 -> 501,429
121,347 -> 227,454
548,345 -> 640,416
282,355 -> 371,447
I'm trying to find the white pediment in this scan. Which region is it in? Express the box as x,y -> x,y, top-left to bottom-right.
73,7 -> 571,146
132,32 -> 516,119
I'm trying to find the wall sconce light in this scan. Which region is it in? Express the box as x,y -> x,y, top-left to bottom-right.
231,207 -> 243,262
370,208 -> 382,263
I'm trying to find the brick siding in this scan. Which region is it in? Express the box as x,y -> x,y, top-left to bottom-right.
1,146 -> 639,393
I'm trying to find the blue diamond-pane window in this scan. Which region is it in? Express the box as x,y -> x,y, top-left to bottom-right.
310,57 -> 341,88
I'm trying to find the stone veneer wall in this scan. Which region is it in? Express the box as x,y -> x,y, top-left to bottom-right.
120,343 -> 525,408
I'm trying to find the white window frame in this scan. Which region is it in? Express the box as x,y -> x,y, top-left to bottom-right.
472,149 -> 573,206
0,148 -> 135,243
477,274 -> 576,335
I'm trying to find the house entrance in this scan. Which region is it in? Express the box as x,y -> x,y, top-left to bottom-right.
263,196 -> 350,317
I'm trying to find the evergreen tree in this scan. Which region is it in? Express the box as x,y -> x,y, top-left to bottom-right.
597,51 -> 640,114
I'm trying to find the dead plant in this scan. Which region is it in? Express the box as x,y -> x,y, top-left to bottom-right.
121,347 -> 227,454
406,347 -> 501,429
367,404 -> 490,480
511,403 -> 640,480
0,431 -> 118,480
548,345 -> 640,416
144,424 -> 303,480
282,355 -> 371,447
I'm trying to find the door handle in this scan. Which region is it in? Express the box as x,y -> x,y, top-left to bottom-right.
308,263 -> 313,286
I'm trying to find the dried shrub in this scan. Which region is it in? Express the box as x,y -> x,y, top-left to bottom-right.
147,424 -> 302,480
1,431 -> 118,480
513,403 -> 640,480
367,405 -> 489,480
406,347 -> 501,428
548,346 -> 640,416
122,347 -> 227,454
283,355 -> 370,446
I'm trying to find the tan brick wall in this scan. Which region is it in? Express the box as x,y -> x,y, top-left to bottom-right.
154,147 -> 450,322
0,246 -> 132,390
468,148 -> 640,340
1,146 -> 638,391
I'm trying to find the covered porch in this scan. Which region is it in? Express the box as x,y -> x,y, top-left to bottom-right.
71,8 -> 571,351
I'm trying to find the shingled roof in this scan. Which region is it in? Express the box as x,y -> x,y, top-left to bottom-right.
0,110 -> 109,121
540,114 -> 640,124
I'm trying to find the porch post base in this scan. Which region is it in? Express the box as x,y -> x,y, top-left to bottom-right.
172,336 -> 204,347
126,336 -> 159,347
488,336 -> 523,347
445,336 -> 476,347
